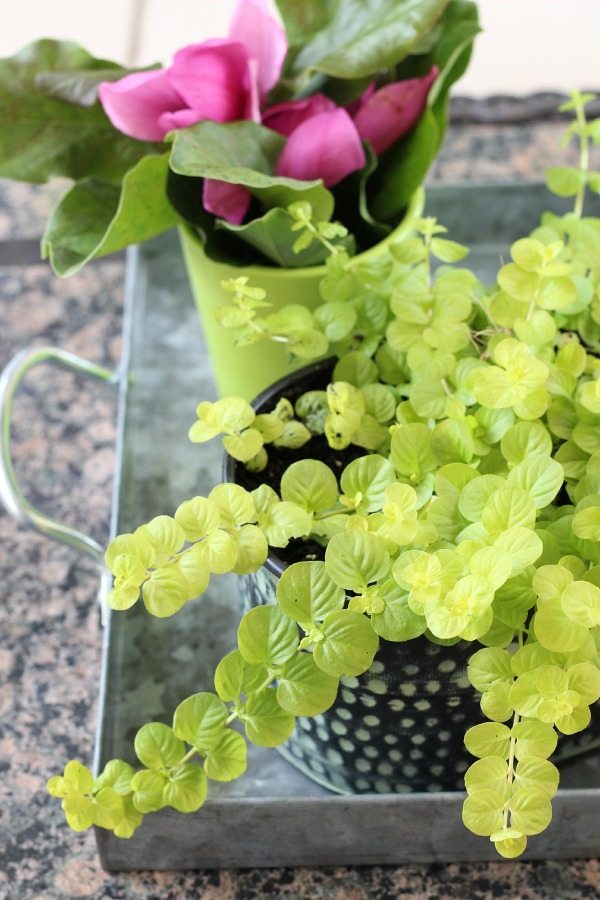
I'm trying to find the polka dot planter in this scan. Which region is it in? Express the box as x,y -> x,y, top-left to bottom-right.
241,566 -> 600,796
240,567 -> 483,794
225,358 -> 600,798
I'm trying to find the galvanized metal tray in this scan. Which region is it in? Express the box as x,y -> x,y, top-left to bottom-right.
11,183 -> 600,870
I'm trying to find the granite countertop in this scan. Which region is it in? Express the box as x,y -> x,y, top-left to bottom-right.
2,108 -> 600,899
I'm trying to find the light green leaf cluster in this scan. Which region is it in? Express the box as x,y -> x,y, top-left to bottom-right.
189,392 -> 311,469
52,92 -> 600,859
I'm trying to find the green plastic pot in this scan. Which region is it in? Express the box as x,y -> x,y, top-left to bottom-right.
179,188 -> 425,400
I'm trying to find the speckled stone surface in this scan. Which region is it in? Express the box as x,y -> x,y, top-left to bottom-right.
2,116 -> 600,898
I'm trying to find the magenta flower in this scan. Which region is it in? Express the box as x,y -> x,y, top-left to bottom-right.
353,66 -> 439,155
98,0 -> 287,142
276,108 -> 366,187
262,94 -> 337,137
202,178 -> 252,226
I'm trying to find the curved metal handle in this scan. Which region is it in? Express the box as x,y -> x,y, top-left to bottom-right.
0,347 -> 119,564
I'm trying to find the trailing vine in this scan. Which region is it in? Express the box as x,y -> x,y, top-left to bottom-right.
48,92 -> 600,858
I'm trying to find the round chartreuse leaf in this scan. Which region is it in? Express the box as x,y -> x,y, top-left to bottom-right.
214,649 -> 268,702
325,530 -> 391,591
276,560 -> 345,624
163,764 -> 207,813
481,486 -> 537,533
506,455 -> 564,509
237,605 -> 299,667
508,788 -> 552,835
131,769 -> 167,813
280,459 -> 339,513
464,757 -> 509,796
512,720 -> 558,760
231,524 -> 268,574
174,496 -> 221,540
340,454 -> 396,512
134,722 -> 185,770
500,421 -> 553,465
561,580 -> 600,628
313,609 -> 378,677
203,730 -> 247,782
243,688 -> 295,746
462,789 -> 505,836
513,757 -> 559,798
172,692 -> 228,751
464,722 -> 511,759
277,653 -> 339,715
370,579 -> 426,641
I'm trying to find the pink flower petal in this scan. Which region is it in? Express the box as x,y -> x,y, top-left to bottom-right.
157,107 -> 207,134
202,178 -> 252,224
98,69 -> 183,142
229,0 -> 287,101
169,40 -> 254,123
263,94 -> 337,137
345,81 -> 376,119
276,109 -> 366,187
353,66 -> 439,156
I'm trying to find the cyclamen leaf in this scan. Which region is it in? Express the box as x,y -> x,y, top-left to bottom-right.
237,605 -> 299,667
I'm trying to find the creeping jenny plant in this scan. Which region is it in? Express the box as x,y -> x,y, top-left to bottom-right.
48,93 -> 600,859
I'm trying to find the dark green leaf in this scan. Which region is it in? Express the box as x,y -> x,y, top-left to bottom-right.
0,39 -> 150,182
42,153 -> 181,275
291,0 -> 449,79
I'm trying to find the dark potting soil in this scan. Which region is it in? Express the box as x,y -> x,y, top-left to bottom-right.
225,359 -> 364,570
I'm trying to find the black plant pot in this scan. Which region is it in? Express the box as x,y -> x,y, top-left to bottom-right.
223,359 -> 600,795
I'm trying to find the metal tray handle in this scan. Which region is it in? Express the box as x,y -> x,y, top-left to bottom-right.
0,346 -> 118,565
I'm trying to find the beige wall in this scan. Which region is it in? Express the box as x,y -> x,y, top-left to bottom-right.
2,0 -> 598,96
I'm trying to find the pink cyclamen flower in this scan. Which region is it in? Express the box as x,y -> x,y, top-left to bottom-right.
275,108 -> 366,187
262,93 -> 337,137
202,179 -> 252,226
98,0 -> 287,142
353,66 -> 439,156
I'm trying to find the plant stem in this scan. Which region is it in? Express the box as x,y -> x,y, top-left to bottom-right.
574,102 -> 590,220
